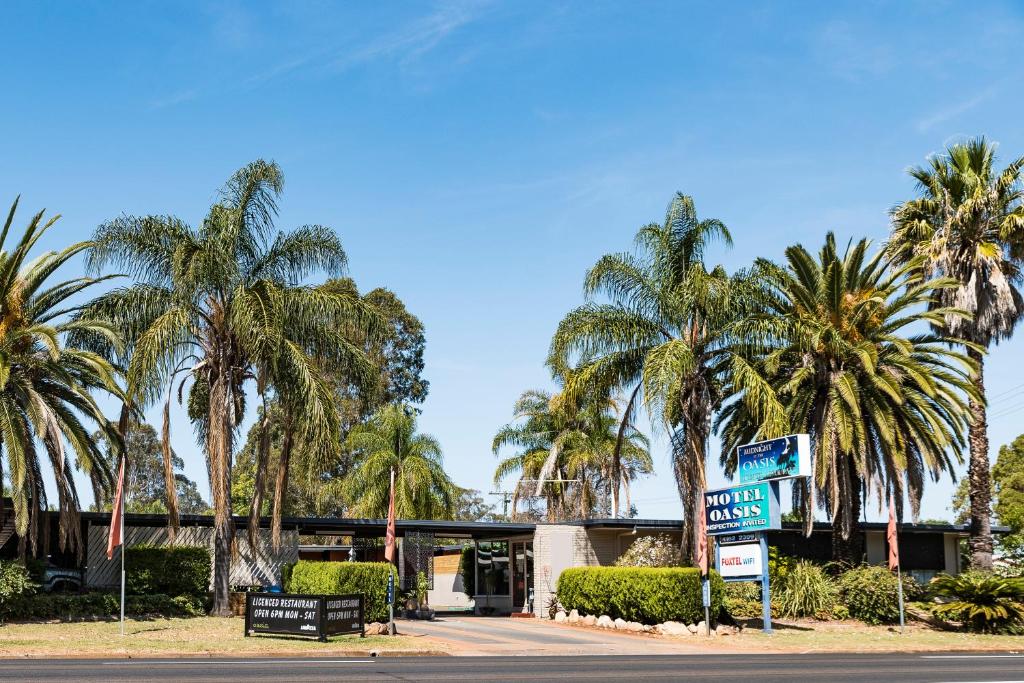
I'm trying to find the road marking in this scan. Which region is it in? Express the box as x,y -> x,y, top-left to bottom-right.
921,655 -> 1024,659
102,659 -> 375,665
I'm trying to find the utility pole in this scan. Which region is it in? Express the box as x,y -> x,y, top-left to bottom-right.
489,490 -> 513,518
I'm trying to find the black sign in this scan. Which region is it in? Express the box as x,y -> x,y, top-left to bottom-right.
244,593 -> 364,642
718,532 -> 759,545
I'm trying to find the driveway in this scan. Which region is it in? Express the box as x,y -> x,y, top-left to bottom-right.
397,616 -> 739,656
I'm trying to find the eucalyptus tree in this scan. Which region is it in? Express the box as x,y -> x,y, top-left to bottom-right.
79,161 -> 376,614
342,403 -> 456,519
491,389 -> 651,520
718,233 -> 976,562
888,138 -> 1024,569
548,193 -> 755,560
0,198 -> 125,559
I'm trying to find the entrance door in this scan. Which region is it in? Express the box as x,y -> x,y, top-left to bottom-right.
511,541 -> 534,612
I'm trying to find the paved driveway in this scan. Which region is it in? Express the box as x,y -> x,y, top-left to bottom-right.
398,617 -> 737,656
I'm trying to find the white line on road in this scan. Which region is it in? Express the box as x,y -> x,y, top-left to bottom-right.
102,659 -> 375,665
921,655 -> 1024,659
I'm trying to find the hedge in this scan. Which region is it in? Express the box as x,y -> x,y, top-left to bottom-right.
459,546 -> 475,599
1,592 -> 205,621
288,561 -> 397,622
557,567 -> 724,625
125,545 -> 211,599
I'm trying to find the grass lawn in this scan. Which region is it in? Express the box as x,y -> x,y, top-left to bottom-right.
728,619 -> 1024,652
0,617 -> 446,658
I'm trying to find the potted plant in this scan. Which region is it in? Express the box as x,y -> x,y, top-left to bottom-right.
415,571 -> 434,620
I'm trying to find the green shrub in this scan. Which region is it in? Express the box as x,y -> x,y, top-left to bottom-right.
777,561 -> 838,619
929,572 -> 1024,634
459,546 -> 475,599
838,565 -> 920,625
723,581 -> 764,619
125,545 -> 211,598
288,561 -> 397,622
556,567 -> 724,625
614,534 -> 683,567
0,591 -> 203,621
0,561 -> 36,614
281,561 -> 296,592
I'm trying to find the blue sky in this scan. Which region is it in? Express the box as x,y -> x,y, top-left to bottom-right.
3,1 -> 1024,522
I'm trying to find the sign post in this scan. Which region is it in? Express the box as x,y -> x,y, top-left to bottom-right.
704,434 -> 811,634
386,571 -> 396,636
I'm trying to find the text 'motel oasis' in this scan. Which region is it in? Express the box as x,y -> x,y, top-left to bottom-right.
737,434 -> 811,484
703,480 -> 781,535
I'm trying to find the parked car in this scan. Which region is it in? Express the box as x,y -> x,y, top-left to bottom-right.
40,565 -> 82,593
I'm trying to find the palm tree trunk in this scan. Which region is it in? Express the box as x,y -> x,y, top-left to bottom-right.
830,459 -> 864,564
271,415 -> 295,552
967,347 -> 993,570
209,367 -> 234,617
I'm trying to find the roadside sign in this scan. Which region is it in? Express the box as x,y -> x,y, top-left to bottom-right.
701,579 -> 711,607
244,593 -> 364,642
386,572 -> 395,605
737,434 -> 811,483
718,543 -> 763,579
703,480 -> 781,535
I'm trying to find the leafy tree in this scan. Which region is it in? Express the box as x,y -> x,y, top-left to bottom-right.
93,422 -> 207,515
954,433 -> 1024,568
888,138 -> 1024,569
0,198 -> 124,559
452,488 -> 500,522
79,160 -> 376,614
719,233 -> 976,562
342,403 -> 456,519
549,193 -> 753,558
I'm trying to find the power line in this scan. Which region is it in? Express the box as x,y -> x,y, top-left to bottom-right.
989,382 -> 1024,400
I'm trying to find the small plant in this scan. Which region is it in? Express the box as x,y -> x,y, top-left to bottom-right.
776,561 -> 837,619
723,581 -> 764,619
416,571 -> 429,606
929,572 -> 1024,634
614,534 -> 682,568
545,593 -> 561,619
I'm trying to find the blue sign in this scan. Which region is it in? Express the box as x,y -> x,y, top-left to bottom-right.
386,572 -> 395,605
737,434 -> 811,483
703,481 -> 781,535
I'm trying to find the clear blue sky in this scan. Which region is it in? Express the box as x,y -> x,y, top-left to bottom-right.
3,1 -> 1024,523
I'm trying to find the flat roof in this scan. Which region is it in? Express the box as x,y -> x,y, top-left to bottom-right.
77,510 -> 1002,538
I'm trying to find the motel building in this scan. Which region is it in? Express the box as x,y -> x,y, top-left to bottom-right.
0,502 -> 998,616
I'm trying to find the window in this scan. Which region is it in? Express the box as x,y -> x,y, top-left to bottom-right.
475,541 -> 510,596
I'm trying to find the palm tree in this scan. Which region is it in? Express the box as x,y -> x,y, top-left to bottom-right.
718,233 -> 976,562
79,161 -> 376,614
888,138 -> 1024,570
343,403 -> 457,519
492,389 -> 652,520
549,193 -> 753,560
0,197 -> 124,558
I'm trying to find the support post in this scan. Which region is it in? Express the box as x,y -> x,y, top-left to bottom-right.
759,532 -> 772,634
896,565 -> 905,634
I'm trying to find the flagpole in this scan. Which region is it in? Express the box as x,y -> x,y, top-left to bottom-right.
119,458 -> 125,637
896,564 -> 905,634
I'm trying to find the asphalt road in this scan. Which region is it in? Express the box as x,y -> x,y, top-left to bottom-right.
1,654 -> 1023,682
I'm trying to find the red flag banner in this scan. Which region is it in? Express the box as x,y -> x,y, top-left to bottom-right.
107,457 -> 125,560
887,492 -> 900,572
696,490 -> 708,576
384,468 -> 396,563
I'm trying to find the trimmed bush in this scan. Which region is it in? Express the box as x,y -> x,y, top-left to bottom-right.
288,561 -> 397,622
557,567 -> 724,625
126,545 -> 211,599
723,581 -> 765,619
0,591 -> 204,621
838,565 -> 920,625
0,561 -> 35,613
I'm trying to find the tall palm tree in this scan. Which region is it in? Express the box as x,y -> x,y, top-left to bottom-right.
0,198 -> 124,558
79,161 -> 376,614
888,138 -> 1024,569
343,403 -> 456,519
719,233 -> 976,562
549,193 -> 753,560
492,389 -> 651,520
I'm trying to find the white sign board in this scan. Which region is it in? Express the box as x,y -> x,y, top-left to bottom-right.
718,542 -> 763,578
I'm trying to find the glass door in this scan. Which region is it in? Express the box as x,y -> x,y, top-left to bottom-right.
511,541 -> 534,612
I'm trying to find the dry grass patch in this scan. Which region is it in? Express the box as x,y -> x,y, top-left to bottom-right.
0,617 -> 445,658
